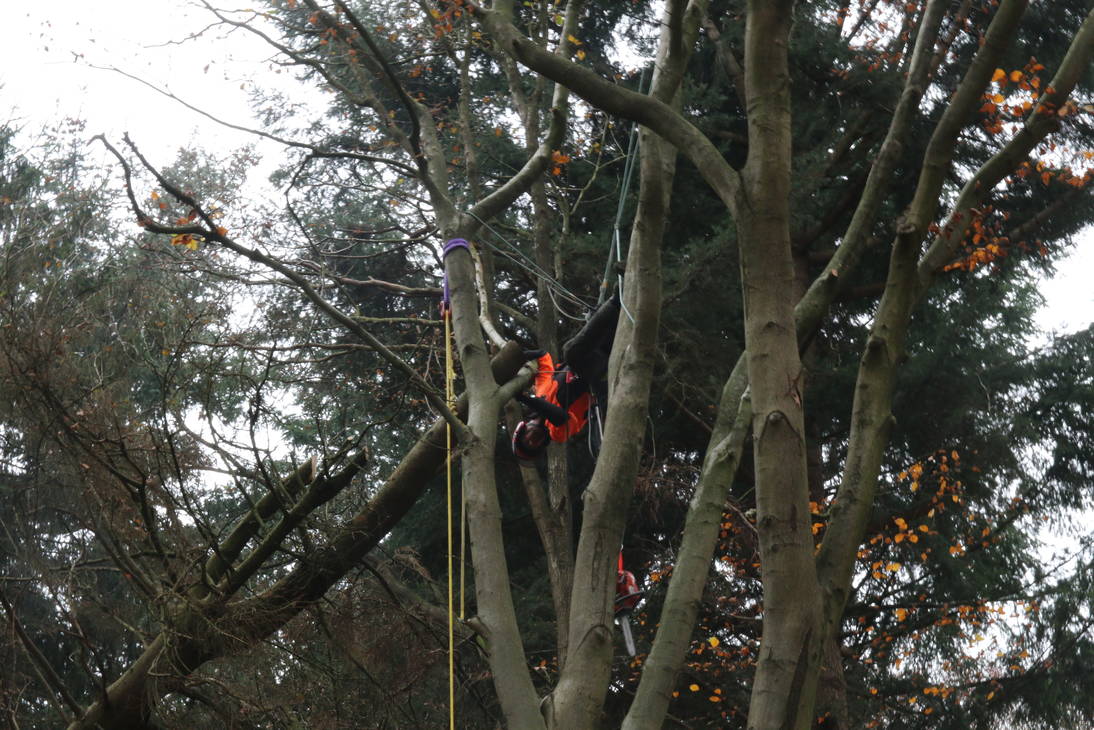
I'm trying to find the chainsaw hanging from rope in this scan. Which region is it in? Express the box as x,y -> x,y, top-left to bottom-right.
615,550 -> 644,656
511,289 -> 621,460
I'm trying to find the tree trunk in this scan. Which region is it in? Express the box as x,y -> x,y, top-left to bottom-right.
738,4 -> 825,729
546,121 -> 672,730
623,358 -> 751,729
544,0 -> 707,723
444,244 -> 547,729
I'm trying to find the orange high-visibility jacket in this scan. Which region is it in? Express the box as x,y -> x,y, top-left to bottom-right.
532,353 -> 591,442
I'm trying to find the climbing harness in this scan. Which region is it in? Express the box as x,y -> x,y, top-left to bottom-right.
588,392 -> 605,459
440,237 -> 470,730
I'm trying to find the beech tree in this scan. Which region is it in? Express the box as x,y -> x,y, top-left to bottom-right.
2,1 -> 1093,728
466,1 -> 1094,727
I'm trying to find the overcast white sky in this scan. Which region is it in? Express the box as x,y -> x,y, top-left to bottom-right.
0,1 -> 274,153
0,1 -> 1090,336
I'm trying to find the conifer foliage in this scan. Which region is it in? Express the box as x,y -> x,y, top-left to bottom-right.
1,1 -> 1093,728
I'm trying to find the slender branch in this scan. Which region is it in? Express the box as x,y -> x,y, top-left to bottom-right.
469,0 -> 744,215
334,0 -> 425,161
0,591 -> 83,722
816,0 -> 1034,632
918,6 -> 1094,283
92,65 -> 419,177
95,135 -> 470,442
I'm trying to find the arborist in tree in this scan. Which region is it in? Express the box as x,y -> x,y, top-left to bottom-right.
511,291 -> 621,460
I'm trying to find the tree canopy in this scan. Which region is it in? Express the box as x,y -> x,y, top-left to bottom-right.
1,1 -> 1093,728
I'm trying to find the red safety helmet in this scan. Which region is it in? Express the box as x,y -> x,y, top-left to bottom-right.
512,418 -> 549,460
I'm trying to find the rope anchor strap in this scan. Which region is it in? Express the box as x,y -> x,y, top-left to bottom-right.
441,237 -> 472,315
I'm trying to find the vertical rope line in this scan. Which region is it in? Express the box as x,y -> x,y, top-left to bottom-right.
600,67 -> 647,313
457,369 -> 466,620
444,309 -> 456,730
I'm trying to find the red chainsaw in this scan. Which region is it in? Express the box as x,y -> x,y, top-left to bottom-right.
614,551 -> 644,656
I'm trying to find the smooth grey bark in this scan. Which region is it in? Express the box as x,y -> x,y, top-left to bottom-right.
815,0 -> 1037,627
623,1 -> 951,718
545,124 -> 671,728
493,0 -> 582,665
622,357 -> 751,730
445,244 -> 547,729
731,4 -> 827,728
477,2 -> 1049,727
543,2 -> 701,726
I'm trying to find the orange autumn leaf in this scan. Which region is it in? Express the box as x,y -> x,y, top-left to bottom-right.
991,68 -> 1006,83
171,233 -> 201,251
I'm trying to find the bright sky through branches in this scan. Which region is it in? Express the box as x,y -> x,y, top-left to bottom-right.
0,1 -> 273,150
0,1 -> 1090,336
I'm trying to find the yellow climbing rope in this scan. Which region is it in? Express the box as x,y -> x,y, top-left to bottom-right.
444,306 -> 457,730
441,237 -> 472,729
